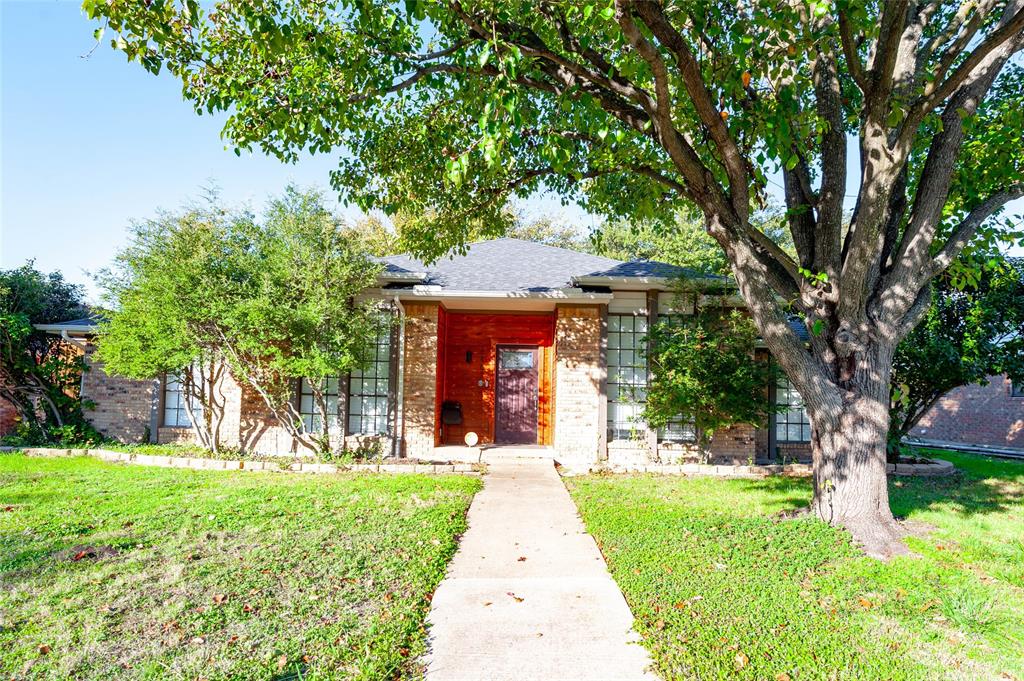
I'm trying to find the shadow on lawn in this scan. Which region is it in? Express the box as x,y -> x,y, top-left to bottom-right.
888,455 -> 1024,520
729,454 -> 1024,521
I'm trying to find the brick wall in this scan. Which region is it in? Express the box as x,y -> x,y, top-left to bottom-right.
0,397 -> 18,436
402,303 -> 440,458
912,374 -> 1024,451
81,345 -> 157,443
553,305 -> 603,462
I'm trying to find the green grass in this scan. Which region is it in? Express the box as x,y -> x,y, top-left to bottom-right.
0,454 -> 481,680
566,451 -> 1024,680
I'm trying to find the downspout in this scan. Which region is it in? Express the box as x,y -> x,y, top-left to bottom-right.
392,295 -> 407,458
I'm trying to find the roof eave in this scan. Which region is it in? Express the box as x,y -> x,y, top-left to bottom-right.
34,323 -> 96,336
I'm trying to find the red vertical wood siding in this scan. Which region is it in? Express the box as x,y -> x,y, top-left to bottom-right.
439,311 -> 555,445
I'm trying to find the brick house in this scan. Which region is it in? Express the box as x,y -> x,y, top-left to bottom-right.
36,238 -> 818,467
911,375 -> 1024,452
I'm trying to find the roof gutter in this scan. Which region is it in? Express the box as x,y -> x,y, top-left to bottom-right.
34,323 -> 96,336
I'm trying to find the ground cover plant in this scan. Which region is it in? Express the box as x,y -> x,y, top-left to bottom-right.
0,454 -> 480,680
567,450 -> 1024,680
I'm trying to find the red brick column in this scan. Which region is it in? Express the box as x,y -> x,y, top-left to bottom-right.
554,305 -> 603,463
402,303 -> 440,458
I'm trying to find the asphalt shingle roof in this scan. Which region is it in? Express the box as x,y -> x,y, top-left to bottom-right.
380,238 -> 625,291
580,259 -> 725,281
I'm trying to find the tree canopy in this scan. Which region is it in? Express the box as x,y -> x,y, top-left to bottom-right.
98,187 -> 385,454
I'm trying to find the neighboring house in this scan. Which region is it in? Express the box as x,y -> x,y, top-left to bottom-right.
911,375 -> 1024,452
35,238 -> 815,467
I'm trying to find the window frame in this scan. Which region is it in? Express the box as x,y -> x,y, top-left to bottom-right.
774,374 -> 812,443
347,319 -> 393,436
162,371 -> 202,428
298,377 -> 342,434
606,312 -> 649,442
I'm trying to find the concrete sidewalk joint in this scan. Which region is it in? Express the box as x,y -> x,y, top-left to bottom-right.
424,459 -> 656,681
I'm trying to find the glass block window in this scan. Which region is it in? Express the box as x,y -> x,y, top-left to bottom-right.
348,322 -> 393,435
299,377 -> 341,434
163,372 -> 202,427
607,313 -> 648,441
775,375 -> 811,442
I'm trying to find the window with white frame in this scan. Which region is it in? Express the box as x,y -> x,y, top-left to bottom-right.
775,374 -> 811,442
163,372 -> 202,427
348,321 -> 392,435
607,313 -> 648,441
299,377 -> 341,433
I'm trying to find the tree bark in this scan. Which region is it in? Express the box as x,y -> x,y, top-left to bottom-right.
806,343 -> 910,559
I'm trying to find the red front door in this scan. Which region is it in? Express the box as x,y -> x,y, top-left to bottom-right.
495,346 -> 539,444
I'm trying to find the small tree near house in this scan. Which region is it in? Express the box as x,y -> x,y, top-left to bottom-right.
642,305 -> 774,462
98,187 -> 385,456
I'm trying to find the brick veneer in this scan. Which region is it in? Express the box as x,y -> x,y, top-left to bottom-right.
402,303 -> 440,458
81,345 -> 157,442
0,397 -> 17,436
912,374 -> 1024,451
553,305 -> 603,462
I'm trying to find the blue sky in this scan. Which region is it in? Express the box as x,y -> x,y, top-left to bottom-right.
2,1 -> 1020,303
0,1 -> 591,302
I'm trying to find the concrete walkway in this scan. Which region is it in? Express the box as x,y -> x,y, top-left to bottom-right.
424,459 -> 657,680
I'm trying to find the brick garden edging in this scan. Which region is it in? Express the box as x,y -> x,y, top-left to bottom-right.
8,447 -> 481,475
600,459 -> 956,478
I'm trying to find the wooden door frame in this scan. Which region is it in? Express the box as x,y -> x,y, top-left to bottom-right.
493,344 -> 540,445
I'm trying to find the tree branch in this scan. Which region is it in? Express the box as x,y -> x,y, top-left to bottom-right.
931,182 -> 1024,275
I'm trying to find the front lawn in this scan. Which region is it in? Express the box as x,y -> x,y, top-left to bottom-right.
567,451 -> 1024,680
0,454 -> 481,680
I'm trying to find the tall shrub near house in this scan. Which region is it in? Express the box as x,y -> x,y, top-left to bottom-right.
89,1 -> 1024,556
0,263 -> 93,444
98,187 -> 384,455
643,306 -> 774,460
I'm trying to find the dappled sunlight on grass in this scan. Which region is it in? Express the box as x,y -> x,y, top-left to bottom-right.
567,452 -> 1024,680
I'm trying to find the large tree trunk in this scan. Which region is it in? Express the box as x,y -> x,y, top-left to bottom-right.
806,344 -> 909,559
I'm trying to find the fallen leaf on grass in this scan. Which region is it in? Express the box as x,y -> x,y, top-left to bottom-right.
212,594 -> 227,605
654,619 -> 666,630
776,674 -> 792,681
277,655 -> 288,671
228,636 -> 239,645
506,592 -> 524,603
2,506 -> 14,512
190,637 -> 205,645
734,652 -> 749,670
858,598 -> 874,609
38,645 -> 51,656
